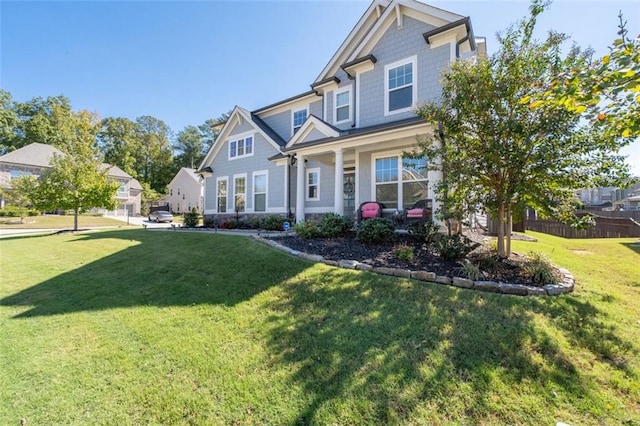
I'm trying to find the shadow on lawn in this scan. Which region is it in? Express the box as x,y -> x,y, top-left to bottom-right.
1,229 -> 309,318
266,268 -> 637,423
621,241 -> 640,255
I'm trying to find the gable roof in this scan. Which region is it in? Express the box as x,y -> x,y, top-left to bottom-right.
168,167 -> 200,187
285,115 -> 341,149
0,143 -> 64,167
199,106 -> 286,169
314,0 -> 470,84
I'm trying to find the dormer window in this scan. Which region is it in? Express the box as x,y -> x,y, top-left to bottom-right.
292,108 -> 308,134
384,56 -> 417,115
334,88 -> 351,124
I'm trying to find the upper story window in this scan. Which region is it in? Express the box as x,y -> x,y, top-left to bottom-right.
116,179 -> 129,196
228,134 -> 254,160
384,56 -> 417,115
10,170 -> 32,180
334,88 -> 351,124
292,108 -> 308,134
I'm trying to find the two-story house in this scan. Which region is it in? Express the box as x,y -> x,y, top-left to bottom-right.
162,167 -> 203,214
0,142 -> 142,215
197,0 -> 484,223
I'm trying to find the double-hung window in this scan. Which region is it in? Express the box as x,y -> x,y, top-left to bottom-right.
373,154 -> 428,209
234,175 -> 246,213
306,168 -> 320,201
292,108 -> 308,134
334,88 -> 351,124
374,157 -> 399,208
253,171 -> 268,212
216,178 -> 227,213
229,135 -> 253,160
385,56 -> 417,115
401,157 -> 428,209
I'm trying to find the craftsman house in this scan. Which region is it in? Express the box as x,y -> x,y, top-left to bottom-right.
198,0 -> 484,223
0,142 -> 142,216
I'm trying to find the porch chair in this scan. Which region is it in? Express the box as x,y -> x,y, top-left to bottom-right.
357,201 -> 384,221
404,199 -> 433,223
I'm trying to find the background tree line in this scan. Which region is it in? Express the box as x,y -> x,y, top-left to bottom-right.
0,90 -> 229,195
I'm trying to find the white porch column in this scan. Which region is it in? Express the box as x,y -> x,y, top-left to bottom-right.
296,154 -> 306,223
428,168 -> 443,224
333,148 -> 344,215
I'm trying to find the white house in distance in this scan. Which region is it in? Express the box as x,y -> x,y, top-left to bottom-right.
162,167 -> 203,214
0,142 -> 142,215
197,0 -> 485,223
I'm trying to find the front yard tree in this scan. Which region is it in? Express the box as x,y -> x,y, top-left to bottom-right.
0,175 -> 38,223
32,110 -> 119,231
539,12 -> 639,147
416,0 -> 632,258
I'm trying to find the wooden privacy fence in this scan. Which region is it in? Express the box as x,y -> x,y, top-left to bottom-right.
526,217 -> 640,238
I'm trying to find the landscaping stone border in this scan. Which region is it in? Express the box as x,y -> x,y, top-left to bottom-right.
253,236 -> 575,296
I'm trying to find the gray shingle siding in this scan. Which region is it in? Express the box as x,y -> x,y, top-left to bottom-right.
309,100 -> 323,122
358,17 -> 445,128
261,111 -> 291,142
229,119 -> 255,136
204,131 -> 285,212
304,159 -> 335,210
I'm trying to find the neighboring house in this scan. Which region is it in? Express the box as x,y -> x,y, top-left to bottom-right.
578,182 -> 640,208
0,142 -> 142,215
161,167 -> 203,214
198,0 -> 484,223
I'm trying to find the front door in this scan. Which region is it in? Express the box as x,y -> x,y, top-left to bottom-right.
343,172 -> 355,218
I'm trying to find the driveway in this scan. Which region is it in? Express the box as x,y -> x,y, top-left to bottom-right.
109,215 -> 174,229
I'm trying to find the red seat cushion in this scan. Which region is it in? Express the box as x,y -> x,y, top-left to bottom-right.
361,203 -> 381,218
406,208 -> 424,218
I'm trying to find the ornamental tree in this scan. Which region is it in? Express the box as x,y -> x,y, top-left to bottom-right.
31,110 -> 119,231
415,1 -> 632,258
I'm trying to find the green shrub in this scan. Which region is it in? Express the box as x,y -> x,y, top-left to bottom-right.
246,216 -> 262,229
455,260 -> 481,280
203,216 -> 216,228
524,251 -> 558,285
319,213 -> 353,238
393,244 -> 414,261
294,221 -> 321,239
183,208 -> 200,228
220,219 -> 237,229
433,233 -> 480,261
260,215 -> 287,231
473,251 -> 500,272
356,217 -> 395,245
407,221 -> 440,243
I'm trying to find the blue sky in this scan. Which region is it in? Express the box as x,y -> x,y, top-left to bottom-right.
1,0 -> 638,174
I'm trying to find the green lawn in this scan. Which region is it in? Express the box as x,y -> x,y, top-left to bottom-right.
0,214 -> 132,229
1,230 -> 638,425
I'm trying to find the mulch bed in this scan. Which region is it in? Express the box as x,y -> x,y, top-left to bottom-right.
273,233 -> 532,284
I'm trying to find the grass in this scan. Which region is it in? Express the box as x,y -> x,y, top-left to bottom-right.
0,229 -> 638,425
0,214 -> 131,229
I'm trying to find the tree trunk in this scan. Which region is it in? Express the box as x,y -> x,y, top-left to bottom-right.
74,210 -> 79,231
506,203 -> 512,258
497,204 -> 506,258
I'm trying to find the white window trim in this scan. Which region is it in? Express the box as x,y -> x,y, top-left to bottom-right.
384,55 -> 418,116
216,176 -> 228,213
252,170 -> 268,212
291,107 -> 309,135
227,131 -> 255,161
333,86 -> 352,125
306,168 -> 320,202
232,173 -> 247,213
371,151 -> 428,209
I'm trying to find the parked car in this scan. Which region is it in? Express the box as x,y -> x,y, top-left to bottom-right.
148,210 -> 173,223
